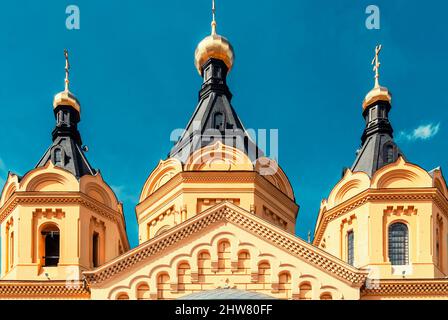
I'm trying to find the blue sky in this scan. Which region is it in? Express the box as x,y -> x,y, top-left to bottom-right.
0,0 -> 446,248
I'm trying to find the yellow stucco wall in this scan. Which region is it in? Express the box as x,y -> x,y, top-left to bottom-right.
0,162 -> 129,281
314,158 -> 448,280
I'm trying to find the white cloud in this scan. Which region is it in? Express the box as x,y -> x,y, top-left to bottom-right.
398,123 -> 441,142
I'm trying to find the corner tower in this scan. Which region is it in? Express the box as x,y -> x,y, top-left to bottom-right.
314,46 -> 448,280
351,45 -> 405,176
137,1 -> 298,243
0,50 -> 129,281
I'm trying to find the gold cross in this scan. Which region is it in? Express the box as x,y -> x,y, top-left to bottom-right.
64,49 -> 70,92
211,0 -> 217,35
372,44 -> 382,88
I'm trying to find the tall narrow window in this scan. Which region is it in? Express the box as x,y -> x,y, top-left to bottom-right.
42,226 -> 60,267
347,230 -> 354,266
388,223 -> 409,266
299,282 -> 312,300
436,221 -> 443,270
92,232 -> 100,268
9,231 -> 14,269
436,227 -> 440,267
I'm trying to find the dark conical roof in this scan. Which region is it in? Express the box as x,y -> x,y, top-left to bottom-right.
351,98 -> 405,177
170,58 -> 262,163
35,100 -> 96,179
36,135 -> 96,179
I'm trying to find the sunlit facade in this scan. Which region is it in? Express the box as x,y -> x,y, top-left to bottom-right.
0,7 -> 447,301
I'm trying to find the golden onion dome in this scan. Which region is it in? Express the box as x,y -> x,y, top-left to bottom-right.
362,85 -> 392,110
53,90 -> 81,113
194,19 -> 234,75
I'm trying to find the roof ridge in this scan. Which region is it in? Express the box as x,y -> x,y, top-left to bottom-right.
84,201 -> 368,286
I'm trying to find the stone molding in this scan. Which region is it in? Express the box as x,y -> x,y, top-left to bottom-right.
362,279 -> 448,297
84,202 -> 368,287
0,281 -> 90,298
314,188 -> 447,245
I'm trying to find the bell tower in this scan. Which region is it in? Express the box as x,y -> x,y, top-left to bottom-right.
137,0 -> 298,244
0,50 -> 129,281
314,46 -> 448,279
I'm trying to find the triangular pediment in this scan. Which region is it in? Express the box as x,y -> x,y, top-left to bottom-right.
84,202 -> 367,300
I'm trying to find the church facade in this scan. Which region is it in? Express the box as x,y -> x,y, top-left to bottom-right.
0,8 -> 447,301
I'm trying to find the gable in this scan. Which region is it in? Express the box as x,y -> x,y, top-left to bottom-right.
85,203 -> 367,300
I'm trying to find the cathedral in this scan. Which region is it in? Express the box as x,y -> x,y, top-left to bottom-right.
0,4 -> 447,300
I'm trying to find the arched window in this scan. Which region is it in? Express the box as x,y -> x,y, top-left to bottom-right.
136,283 -> 150,300
388,223 -> 409,266
257,262 -> 271,284
237,251 -> 250,273
177,262 -> 191,293
320,292 -> 333,300
198,251 -> 211,282
116,293 -> 129,300
347,230 -> 354,266
299,282 -> 312,300
41,225 -> 60,267
278,272 -> 292,298
217,240 -> 231,272
157,273 -> 170,300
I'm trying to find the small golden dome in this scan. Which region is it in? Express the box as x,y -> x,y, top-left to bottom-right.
53,90 -> 81,113
194,22 -> 234,75
362,85 -> 392,110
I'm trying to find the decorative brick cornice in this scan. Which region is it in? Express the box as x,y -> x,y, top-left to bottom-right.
0,281 -> 90,298
136,171 -> 298,215
314,188 -> 445,245
85,202 -> 368,287
362,279 -> 448,297
0,192 -> 124,225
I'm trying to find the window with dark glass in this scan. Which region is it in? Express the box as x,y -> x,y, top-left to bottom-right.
42,227 -> 60,267
388,223 -> 409,266
9,231 -> 14,269
347,231 -> 354,266
92,232 -> 100,268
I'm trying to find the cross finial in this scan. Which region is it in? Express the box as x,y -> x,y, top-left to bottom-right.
372,44 -> 382,88
64,49 -> 70,92
211,0 -> 217,35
